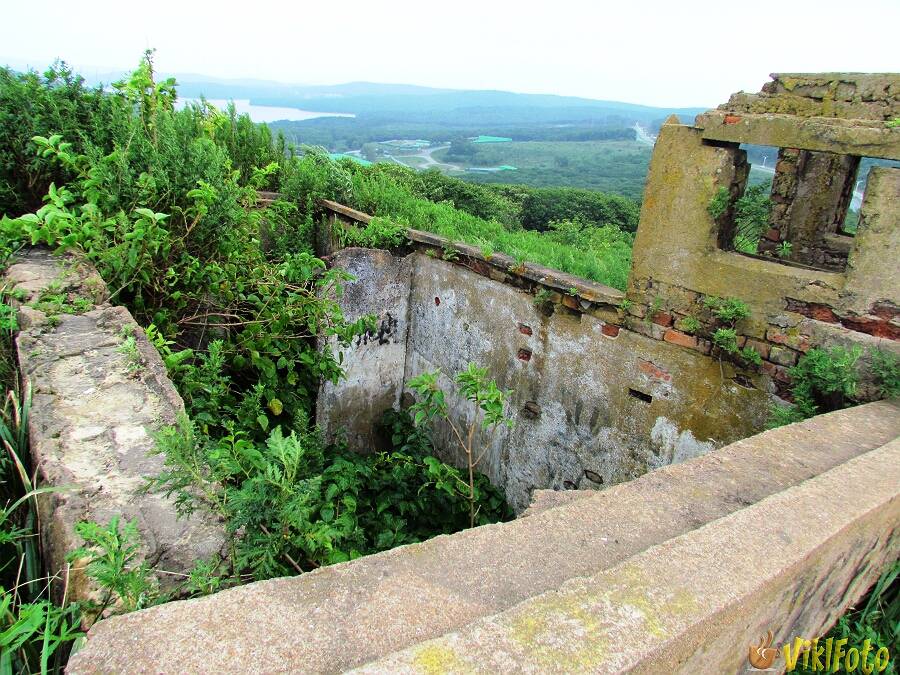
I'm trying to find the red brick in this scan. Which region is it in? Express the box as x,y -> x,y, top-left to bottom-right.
841,315 -> 900,340
517,348 -> 532,362
809,305 -> 839,323
601,323 -> 620,338
518,323 -> 533,336
724,114 -> 742,125
651,311 -> 673,327
638,359 -> 672,382
785,299 -> 839,323
663,329 -> 698,349
766,328 -> 810,351
871,301 -> 899,321
762,360 -> 792,383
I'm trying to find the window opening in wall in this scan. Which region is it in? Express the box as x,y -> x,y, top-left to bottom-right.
842,158 -> 900,234
716,146 -> 897,273
730,144 -> 779,256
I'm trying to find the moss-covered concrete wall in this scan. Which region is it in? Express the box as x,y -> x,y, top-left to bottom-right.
317,72 -> 899,511
319,248 -> 770,512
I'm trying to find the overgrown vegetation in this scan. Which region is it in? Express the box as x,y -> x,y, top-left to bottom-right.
703,295 -> 762,366
335,162 -> 634,289
770,346 -> 899,427
0,53 -> 516,670
408,365 -> 514,528
709,182 -> 775,255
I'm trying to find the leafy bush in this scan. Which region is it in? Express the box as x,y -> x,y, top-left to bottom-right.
712,327 -> 738,353
732,183 -> 773,254
408,364 -> 514,528
770,346 -> 862,426
707,186 -> 730,220
0,51 -> 516,670
0,62 -> 114,218
149,410 -> 510,580
336,215 -> 409,250
69,517 -> 159,614
870,348 -> 900,399
702,296 -> 759,365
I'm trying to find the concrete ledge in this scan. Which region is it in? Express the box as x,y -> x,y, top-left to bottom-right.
5,249 -> 226,605
67,400 -> 900,673
355,437 -> 900,673
696,111 -> 900,160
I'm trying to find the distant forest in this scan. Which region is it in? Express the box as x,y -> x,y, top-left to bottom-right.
270,114 -> 637,152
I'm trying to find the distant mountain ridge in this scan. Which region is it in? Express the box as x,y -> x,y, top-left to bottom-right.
0,57 -> 709,116
172,77 -> 706,119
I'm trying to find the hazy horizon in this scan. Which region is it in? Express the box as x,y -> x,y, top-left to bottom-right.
2,0 -> 898,108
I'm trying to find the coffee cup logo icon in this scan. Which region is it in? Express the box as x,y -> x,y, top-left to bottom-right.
749,630 -> 779,670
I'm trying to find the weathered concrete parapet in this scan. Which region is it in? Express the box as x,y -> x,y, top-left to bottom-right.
67,400 -> 900,673
696,112 -> 900,160
697,73 -> 900,159
5,249 -> 226,604
355,436 -> 900,674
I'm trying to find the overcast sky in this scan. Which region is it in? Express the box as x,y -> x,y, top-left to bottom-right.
2,0 -> 898,107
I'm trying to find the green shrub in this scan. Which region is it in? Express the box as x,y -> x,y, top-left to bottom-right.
770,346 -> 862,426
677,316 -> 701,334
149,410 -> 510,580
344,166 -> 634,289
707,187 -> 730,220
712,327 -> 738,353
704,296 -> 751,324
337,215 -> 408,250
732,183 -> 773,254
870,348 -> 900,399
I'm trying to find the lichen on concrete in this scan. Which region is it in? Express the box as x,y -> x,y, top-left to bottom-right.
4,249 -> 226,606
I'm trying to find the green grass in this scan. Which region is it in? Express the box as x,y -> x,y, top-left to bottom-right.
443,140 -> 651,200
350,170 -> 633,290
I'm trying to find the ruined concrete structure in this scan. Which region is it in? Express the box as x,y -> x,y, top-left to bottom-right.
6,73 -> 897,672
316,75 -> 900,512
4,250 -> 226,606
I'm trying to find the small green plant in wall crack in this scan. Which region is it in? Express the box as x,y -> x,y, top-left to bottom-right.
117,326 -> 142,376
407,364 -> 513,528
677,316 -> 701,334
703,295 -> 751,324
703,295 -> 760,366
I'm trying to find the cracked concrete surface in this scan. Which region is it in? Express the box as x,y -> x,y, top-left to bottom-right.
5,249 -> 226,606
